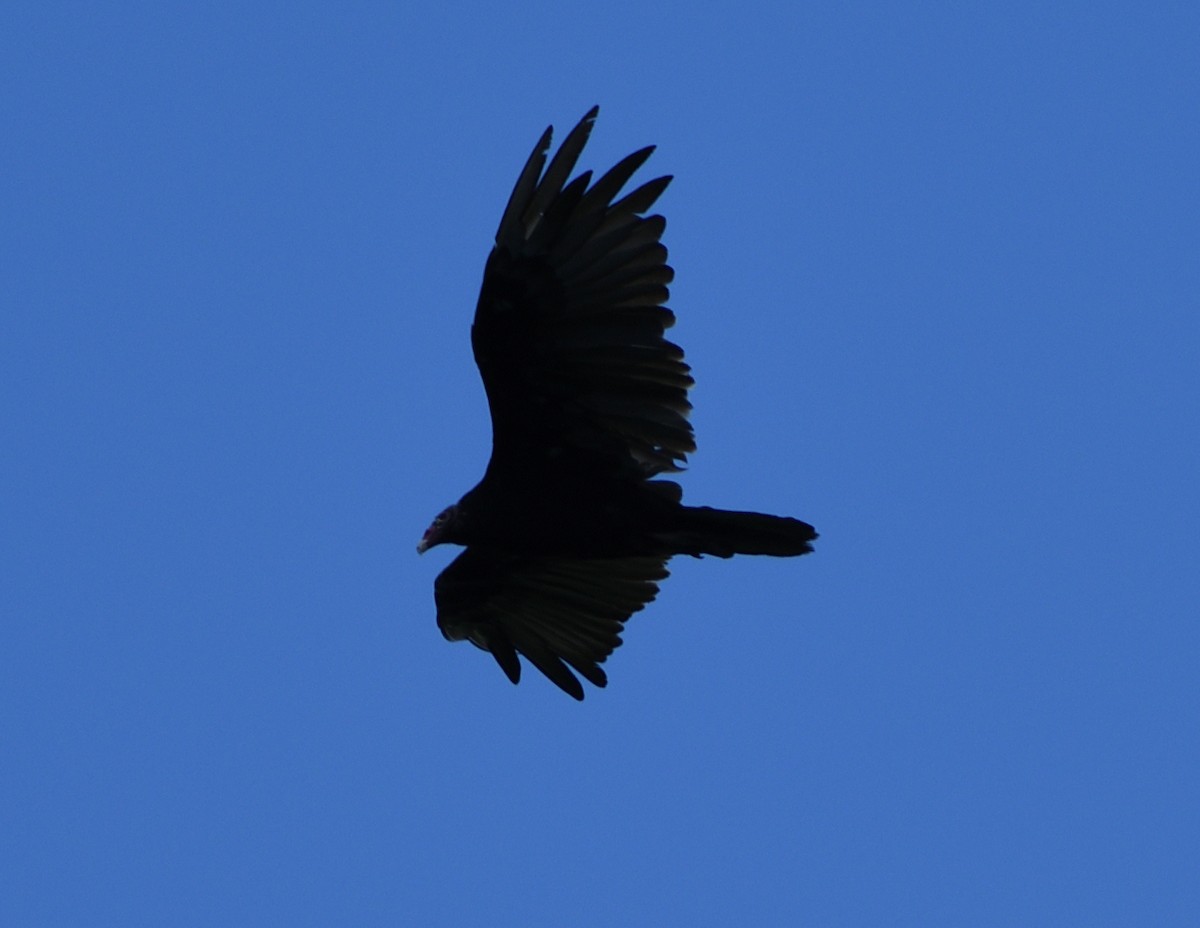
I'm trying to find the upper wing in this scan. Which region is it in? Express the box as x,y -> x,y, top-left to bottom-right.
471,106 -> 695,478
435,547 -> 670,700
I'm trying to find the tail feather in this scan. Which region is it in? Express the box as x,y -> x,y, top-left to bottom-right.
661,505 -> 817,558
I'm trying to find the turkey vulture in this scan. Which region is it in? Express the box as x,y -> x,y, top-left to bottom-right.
418,107 -> 817,699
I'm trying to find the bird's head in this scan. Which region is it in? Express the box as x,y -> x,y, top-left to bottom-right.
417,504 -> 460,554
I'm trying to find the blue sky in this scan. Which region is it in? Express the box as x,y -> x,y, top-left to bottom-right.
3,2 -> 1197,925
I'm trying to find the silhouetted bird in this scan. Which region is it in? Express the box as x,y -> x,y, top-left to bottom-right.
419,107 -> 816,699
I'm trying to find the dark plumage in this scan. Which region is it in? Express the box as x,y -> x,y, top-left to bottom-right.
418,107 -> 817,699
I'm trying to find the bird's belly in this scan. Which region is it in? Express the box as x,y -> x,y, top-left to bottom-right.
475,478 -> 660,557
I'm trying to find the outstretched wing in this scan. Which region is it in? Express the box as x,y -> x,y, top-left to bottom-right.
472,106 -> 695,479
435,548 -> 670,700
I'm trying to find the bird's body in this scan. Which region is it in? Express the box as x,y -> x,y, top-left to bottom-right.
419,107 -> 817,699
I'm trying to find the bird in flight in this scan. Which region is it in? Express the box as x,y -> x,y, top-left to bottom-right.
418,107 -> 817,699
